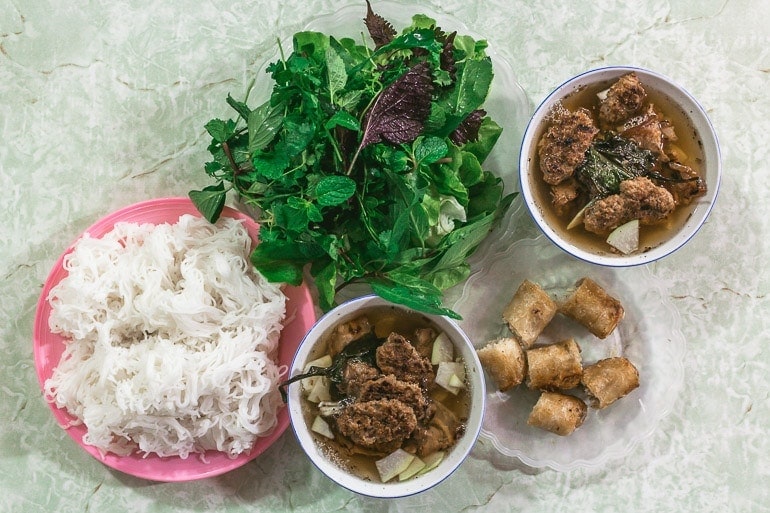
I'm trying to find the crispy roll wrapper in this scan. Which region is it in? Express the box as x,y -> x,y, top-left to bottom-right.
527,391 -> 587,436
526,338 -> 583,390
558,277 -> 624,339
502,280 -> 558,348
477,337 -> 527,391
581,357 -> 640,408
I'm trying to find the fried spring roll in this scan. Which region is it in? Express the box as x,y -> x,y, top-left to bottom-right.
525,338 -> 583,390
558,277 -> 624,339
527,391 -> 587,436
502,280 -> 558,348
477,337 -> 527,391
581,357 -> 640,408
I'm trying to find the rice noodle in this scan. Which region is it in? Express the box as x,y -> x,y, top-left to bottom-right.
44,214 -> 287,459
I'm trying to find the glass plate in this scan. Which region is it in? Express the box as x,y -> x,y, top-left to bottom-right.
452,237 -> 686,471
248,0 -> 532,258
33,198 -> 317,481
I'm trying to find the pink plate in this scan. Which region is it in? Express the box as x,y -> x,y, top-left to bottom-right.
33,197 -> 317,482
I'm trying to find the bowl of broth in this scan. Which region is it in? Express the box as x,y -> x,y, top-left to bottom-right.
284,295 -> 485,498
519,66 -> 721,266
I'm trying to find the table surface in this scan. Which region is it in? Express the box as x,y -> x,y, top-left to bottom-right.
2,0 -> 769,511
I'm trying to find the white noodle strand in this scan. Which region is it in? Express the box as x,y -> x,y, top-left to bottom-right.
44,215 -> 286,459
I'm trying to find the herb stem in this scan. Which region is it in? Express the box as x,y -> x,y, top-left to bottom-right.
222,141 -> 240,177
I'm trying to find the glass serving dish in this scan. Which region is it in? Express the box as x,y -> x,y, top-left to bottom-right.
245,0 -> 532,257
452,236 -> 686,471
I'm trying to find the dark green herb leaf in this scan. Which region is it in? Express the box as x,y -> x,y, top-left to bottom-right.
453,59 -> 493,114
576,136 -> 657,197
324,110 -> 360,131
226,94 -> 252,121
204,119 -> 236,144
192,4 -> 515,319
248,100 -> 284,153
461,117 -> 502,163
278,331 -> 384,402
326,45 -> 348,103
370,279 -> 461,320
432,210 -> 497,272
189,183 -> 227,223
252,151 -> 289,180
315,175 -> 357,206
414,136 -> 449,166
311,259 -> 337,311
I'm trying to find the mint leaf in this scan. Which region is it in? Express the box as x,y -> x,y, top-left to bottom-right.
315,175 -> 356,206
204,119 -> 235,144
326,45 -> 347,104
252,151 -> 289,180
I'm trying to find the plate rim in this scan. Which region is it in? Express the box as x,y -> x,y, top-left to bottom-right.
33,196 -> 316,482
453,236 -> 686,471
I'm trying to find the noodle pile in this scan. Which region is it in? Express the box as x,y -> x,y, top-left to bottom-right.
44,214 -> 287,459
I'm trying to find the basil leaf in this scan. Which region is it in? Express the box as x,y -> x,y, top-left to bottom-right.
370,279 -> 461,320
324,110 -> 360,131
248,100 -> 284,153
189,183 -> 227,223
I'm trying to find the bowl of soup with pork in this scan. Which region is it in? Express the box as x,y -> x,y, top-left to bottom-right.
519,66 -> 721,266
284,295 -> 485,498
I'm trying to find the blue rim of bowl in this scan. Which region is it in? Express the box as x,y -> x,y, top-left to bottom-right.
518,65 -> 722,267
286,294 -> 485,498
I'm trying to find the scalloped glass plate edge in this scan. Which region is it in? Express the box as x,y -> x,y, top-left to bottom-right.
452,236 -> 686,471
251,0 -> 532,263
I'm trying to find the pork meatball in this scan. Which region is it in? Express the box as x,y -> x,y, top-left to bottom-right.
537,105 -> 599,185
583,176 -> 675,233
598,72 -> 647,125
376,333 -> 435,387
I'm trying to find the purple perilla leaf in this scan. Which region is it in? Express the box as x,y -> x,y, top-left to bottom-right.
359,62 -> 434,149
450,109 -> 487,145
364,0 -> 396,49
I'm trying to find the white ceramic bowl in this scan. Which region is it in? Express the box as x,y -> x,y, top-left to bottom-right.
519,66 -> 721,266
286,295 -> 485,498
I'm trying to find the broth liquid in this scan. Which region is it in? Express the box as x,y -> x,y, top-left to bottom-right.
531,79 -> 706,255
301,306 -> 470,482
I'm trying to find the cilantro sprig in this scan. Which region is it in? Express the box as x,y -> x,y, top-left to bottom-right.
190,2 -> 515,319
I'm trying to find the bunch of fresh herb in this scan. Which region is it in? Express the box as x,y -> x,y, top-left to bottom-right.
189,2 -> 514,319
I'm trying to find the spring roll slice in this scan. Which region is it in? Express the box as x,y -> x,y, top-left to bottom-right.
527,391 -> 587,436
558,277 -> 624,339
581,357 -> 640,409
502,280 -> 558,348
477,337 -> 527,392
525,338 -> 583,390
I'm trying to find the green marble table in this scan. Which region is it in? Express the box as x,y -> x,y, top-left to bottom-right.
2,0 -> 768,511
